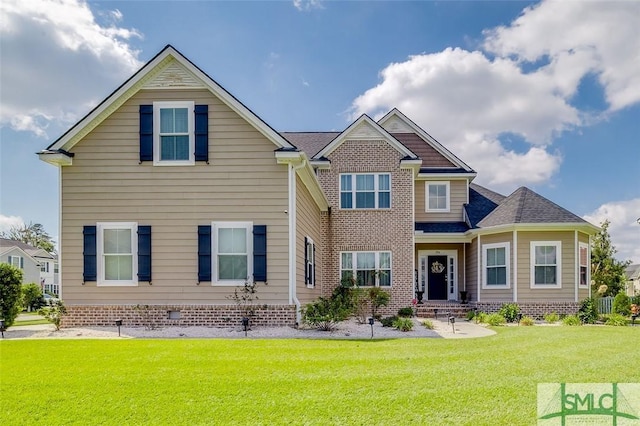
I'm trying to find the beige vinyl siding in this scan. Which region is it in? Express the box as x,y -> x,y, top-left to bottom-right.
478,232 -> 513,302
61,89 -> 290,305
466,239 -> 477,301
517,231 -> 575,302
295,175 -> 324,304
415,179 -> 466,222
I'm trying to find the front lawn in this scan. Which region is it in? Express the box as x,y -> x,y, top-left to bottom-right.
1,326 -> 638,425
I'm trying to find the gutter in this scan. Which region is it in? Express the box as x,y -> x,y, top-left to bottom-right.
289,161 -> 306,326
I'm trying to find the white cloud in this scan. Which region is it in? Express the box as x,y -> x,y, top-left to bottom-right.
349,0 -> 640,192
293,0 -> 323,12
583,199 -> 640,264
0,0 -> 143,137
0,214 -> 24,234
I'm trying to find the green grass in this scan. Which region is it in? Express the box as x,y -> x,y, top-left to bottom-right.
1,327 -> 638,425
11,312 -> 49,326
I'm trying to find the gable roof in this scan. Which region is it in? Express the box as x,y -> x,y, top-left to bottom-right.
465,184 -> 505,228
625,264 -> 640,280
477,187 -> 589,228
280,132 -> 340,158
0,238 -> 54,259
41,45 -> 295,156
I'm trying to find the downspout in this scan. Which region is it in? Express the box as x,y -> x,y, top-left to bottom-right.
289,161 -> 306,325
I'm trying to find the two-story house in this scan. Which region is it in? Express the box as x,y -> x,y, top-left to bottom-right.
39,46 -> 598,327
0,238 -> 59,295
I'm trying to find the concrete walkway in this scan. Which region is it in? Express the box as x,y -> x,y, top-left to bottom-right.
427,318 -> 496,339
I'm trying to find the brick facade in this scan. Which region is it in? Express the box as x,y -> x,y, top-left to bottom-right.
61,304 -> 296,328
316,139 -> 415,316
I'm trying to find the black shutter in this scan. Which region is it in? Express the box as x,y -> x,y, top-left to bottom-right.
198,226 -> 212,282
253,225 -> 267,282
83,226 -> 97,282
138,226 -> 152,282
304,236 -> 309,284
312,243 -> 316,287
139,105 -> 153,162
194,105 -> 208,162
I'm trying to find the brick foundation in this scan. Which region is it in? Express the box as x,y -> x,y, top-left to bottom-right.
61,304 -> 297,328
474,302 -> 580,320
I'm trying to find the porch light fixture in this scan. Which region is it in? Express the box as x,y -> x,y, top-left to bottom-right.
368,317 -> 375,339
115,319 -> 123,337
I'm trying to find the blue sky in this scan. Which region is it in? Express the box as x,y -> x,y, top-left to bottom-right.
1,0 -> 639,262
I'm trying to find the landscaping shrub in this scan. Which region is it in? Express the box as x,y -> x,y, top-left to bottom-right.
465,310 -> 475,321
612,293 -> 631,316
392,317 -> 413,332
38,300 -> 67,331
475,312 -> 487,324
543,312 -> 559,324
631,295 -> 640,306
0,263 -> 23,327
485,313 -> 506,326
577,297 -> 598,324
397,307 -> 414,318
498,303 -> 520,323
519,316 -> 535,326
605,313 -> 628,326
562,315 -> 581,326
380,316 -> 398,327
302,297 -> 350,331
421,319 -> 434,329
22,283 -> 45,311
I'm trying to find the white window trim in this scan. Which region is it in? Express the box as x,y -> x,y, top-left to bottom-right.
9,255 -> 23,269
530,241 -> 562,289
305,236 -> 315,288
212,221 -> 253,286
579,242 -> 589,288
426,181 -> 450,212
340,251 -> 392,287
482,242 -> 511,289
339,173 -> 391,210
97,222 -> 138,287
153,101 -> 195,166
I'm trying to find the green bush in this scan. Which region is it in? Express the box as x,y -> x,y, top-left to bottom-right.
302,297 -> 350,331
0,263 -> 23,327
38,300 -> 67,331
543,312 -> 559,324
421,319 -> 434,329
577,298 -> 599,324
465,310 -> 475,321
612,293 -> 631,316
397,307 -> 414,318
475,312 -> 487,324
604,313 -> 628,326
22,283 -> 45,311
498,303 -> 520,323
562,315 -> 581,326
631,295 -> 640,306
380,316 -> 398,327
392,317 -> 413,332
519,316 -> 535,326
485,313 -> 506,326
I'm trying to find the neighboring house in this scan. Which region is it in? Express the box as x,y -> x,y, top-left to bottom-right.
0,238 -> 59,295
38,46 -> 598,327
625,264 -> 640,296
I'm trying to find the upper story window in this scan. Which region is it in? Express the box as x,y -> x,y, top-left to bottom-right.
426,181 -> 450,212
153,101 -> 195,165
97,222 -> 138,286
340,173 -> 391,209
482,242 -> 510,288
40,262 -> 49,273
9,256 -> 24,269
579,242 -> 589,287
531,241 -> 562,288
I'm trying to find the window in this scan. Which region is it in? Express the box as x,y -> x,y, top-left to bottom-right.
579,242 -> 589,287
54,263 -> 59,274
213,222 -> 252,284
531,241 -> 562,288
482,242 -> 510,288
9,256 -> 24,269
341,251 -> 391,287
153,101 -> 195,165
340,173 -> 390,209
97,222 -> 138,286
305,237 -> 315,287
40,262 -> 49,273
426,182 -> 450,212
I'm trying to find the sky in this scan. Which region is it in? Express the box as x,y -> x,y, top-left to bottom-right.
0,0 -> 639,263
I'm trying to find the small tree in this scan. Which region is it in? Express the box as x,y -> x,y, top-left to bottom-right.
0,263 -> 24,327
612,292 -> 631,316
38,300 -> 67,331
22,283 -> 45,312
227,281 -> 259,323
591,220 -> 630,296
367,287 -> 390,320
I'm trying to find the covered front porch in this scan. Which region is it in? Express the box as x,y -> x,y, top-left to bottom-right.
415,241 -> 471,303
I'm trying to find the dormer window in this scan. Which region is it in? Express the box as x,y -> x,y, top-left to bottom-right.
426,181 -> 450,212
153,101 -> 195,165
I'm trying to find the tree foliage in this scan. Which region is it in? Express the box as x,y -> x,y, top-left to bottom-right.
22,283 -> 45,311
1,221 -> 55,253
0,263 -> 24,327
591,220 -> 630,296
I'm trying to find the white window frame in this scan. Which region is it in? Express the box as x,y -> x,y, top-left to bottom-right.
530,241 -> 562,288
153,101 -> 195,166
9,255 -> 24,269
305,237 -> 315,288
426,181 -> 450,212
482,242 -> 510,289
340,251 -> 392,287
339,173 -> 391,210
212,221 -> 253,286
579,242 -> 589,288
40,262 -> 49,273
97,222 -> 138,287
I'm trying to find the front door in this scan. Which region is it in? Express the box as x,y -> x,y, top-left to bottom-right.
427,255 -> 448,300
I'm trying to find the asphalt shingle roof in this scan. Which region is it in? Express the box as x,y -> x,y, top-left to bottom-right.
465,184 -> 505,228
415,222 -> 470,233
279,132 -> 339,158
